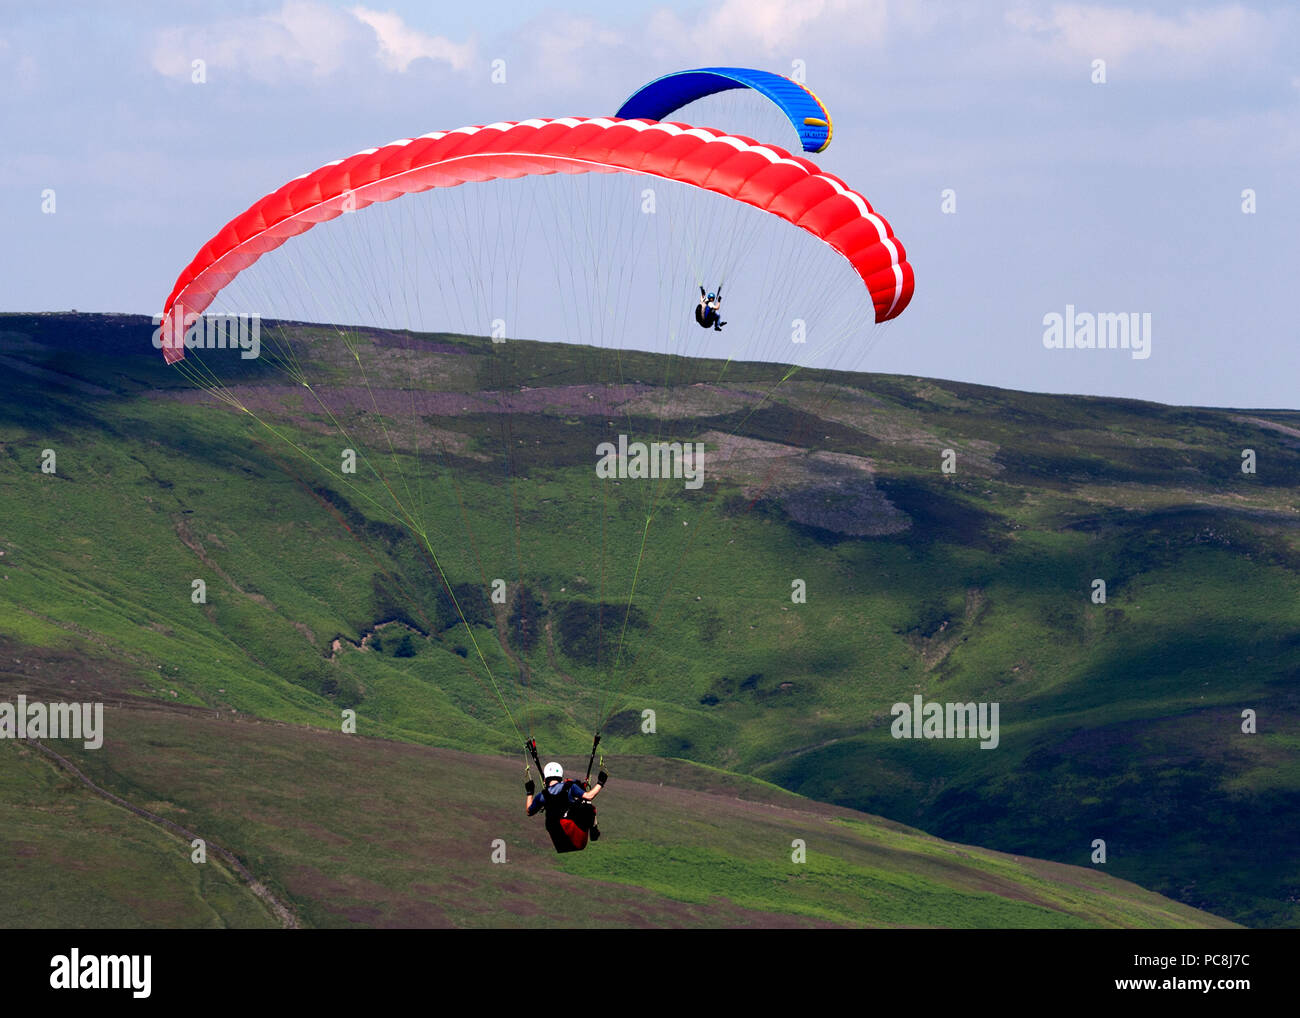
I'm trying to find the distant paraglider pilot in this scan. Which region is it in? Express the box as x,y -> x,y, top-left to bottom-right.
695,285 -> 726,331
526,760 -> 607,853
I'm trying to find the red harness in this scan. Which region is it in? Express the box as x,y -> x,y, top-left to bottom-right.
543,779 -> 595,853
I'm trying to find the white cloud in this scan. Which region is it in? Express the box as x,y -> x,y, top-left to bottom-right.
648,0 -> 893,55
712,0 -> 878,53
350,7 -> 474,72
151,1 -> 472,82
1004,3 -> 1276,66
512,15 -> 623,92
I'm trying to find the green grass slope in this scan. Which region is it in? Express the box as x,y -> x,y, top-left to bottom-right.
0,672 -> 1233,928
0,312 -> 1295,926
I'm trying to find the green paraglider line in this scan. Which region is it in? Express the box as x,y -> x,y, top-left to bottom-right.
172,354 -> 529,747
603,515 -> 654,725
415,529 -> 526,744
592,356 -> 810,731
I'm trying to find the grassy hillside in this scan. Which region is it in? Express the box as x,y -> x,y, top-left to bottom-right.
1,312 -> 1296,926
0,669 -> 1233,928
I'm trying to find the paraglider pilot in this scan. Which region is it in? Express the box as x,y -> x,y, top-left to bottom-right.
526,760 -> 607,853
696,285 -> 726,331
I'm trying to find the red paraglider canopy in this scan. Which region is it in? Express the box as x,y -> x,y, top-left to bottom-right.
160,117 -> 913,361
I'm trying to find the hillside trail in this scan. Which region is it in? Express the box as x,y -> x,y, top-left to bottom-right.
29,739 -> 299,929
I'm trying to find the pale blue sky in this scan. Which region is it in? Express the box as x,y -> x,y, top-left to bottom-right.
2,0 -> 1296,407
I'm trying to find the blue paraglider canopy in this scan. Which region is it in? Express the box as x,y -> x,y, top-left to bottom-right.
615,66 -> 832,153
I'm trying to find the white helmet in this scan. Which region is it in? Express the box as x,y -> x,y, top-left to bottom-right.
543,761 -> 564,781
